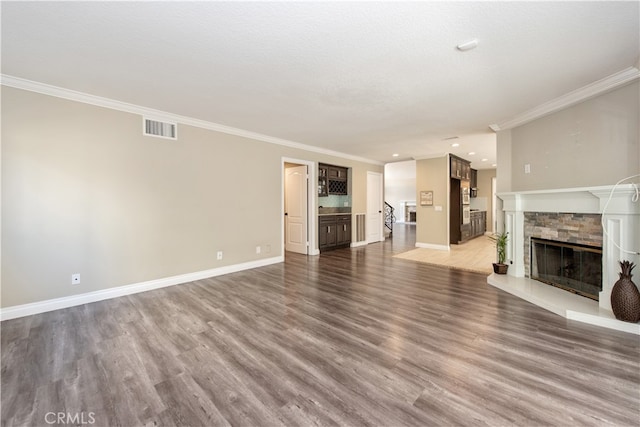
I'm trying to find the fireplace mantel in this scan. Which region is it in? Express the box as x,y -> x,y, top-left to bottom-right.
489,184 -> 640,335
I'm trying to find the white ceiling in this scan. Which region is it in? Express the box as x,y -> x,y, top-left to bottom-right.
2,2 -> 639,168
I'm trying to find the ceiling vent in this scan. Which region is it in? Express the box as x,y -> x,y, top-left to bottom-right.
143,117 -> 177,140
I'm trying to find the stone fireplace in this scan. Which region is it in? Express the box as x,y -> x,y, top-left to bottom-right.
402,201 -> 416,223
488,185 -> 640,335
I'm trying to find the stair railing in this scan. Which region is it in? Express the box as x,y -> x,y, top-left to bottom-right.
384,202 -> 396,236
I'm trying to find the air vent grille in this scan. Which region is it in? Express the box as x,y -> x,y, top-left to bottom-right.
143,118 -> 177,140
355,214 -> 366,242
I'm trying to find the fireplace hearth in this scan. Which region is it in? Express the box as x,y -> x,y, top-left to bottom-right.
531,238 -> 602,300
488,184 -> 640,335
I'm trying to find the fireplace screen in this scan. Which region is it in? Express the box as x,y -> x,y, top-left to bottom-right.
530,238 -> 602,301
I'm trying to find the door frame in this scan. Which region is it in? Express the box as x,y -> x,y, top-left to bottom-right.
282,157 -> 318,256
366,170 -> 384,243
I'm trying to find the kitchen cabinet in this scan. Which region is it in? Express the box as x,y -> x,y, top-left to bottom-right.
470,211 -> 486,239
336,215 -> 352,247
450,155 -> 471,180
318,165 -> 328,197
470,168 -> 478,189
450,157 -> 460,179
328,166 -> 348,180
319,216 -> 337,249
450,154 -> 474,244
319,164 -> 349,195
452,210 -> 486,244
319,214 -> 351,252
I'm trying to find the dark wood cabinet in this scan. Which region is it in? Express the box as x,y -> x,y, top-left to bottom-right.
319,164 -> 348,196
450,157 -> 460,179
460,223 -> 471,241
318,165 -> 328,197
450,155 -> 471,181
328,166 -> 347,180
450,154 -> 474,244
462,162 -> 470,180
449,178 -> 461,243
469,211 -> 486,239
319,216 -> 337,249
336,215 -> 352,247
319,214 -> 351,252
470,168 -> 478,189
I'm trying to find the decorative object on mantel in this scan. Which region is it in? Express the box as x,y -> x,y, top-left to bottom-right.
490,231 -> 509,274
611,261 -> 640,323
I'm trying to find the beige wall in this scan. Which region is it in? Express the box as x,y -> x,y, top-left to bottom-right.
499,81 -> 639,192
476,169 -> 496,233
1,87 -> 382,307
415,156 -> 448,247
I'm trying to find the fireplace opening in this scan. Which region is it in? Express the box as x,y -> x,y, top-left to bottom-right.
530,238 -> 602,301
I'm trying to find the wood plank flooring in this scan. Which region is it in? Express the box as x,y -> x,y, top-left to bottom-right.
2,224 -> 639,426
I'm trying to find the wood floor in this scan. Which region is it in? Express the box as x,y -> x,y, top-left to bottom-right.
2,224 -> 639,426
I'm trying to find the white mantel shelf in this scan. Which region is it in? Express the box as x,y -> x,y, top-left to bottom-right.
497,184 -> 639,215
488,273 -> 640,335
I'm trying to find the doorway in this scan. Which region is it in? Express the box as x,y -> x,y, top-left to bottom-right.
282,158 -> 316,255
367,171 -> 384,243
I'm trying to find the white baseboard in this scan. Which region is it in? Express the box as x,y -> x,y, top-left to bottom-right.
350,241 -> 368,248
415,242 -> 450,251
0,256 -> 284,321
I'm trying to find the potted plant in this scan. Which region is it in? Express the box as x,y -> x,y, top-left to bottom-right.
490,231 -> 509,274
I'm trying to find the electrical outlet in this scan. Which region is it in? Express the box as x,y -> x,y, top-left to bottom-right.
256,246 -> 261,254
71,274 -> 81,285
217,251 -> 223,260
524,163 -> 531,174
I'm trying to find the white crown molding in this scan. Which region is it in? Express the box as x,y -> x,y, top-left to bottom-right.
0,74 -> 383,166
0,256 -> 284,321
489,67 -> 640,132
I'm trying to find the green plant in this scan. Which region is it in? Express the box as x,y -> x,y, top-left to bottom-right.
490,231 -> 509,264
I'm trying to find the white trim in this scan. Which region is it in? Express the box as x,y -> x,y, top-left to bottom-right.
415,242 -> 450,251
0,256 -> 283,321
350,240 -> 368,248
489,67 -> 640,131
1,74 -> 382,166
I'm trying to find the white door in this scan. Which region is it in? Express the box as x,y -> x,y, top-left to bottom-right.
285,165 -> 308,254
367,171 -> 384,243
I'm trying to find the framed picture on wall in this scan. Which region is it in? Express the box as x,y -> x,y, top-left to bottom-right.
420,191 -> 433,206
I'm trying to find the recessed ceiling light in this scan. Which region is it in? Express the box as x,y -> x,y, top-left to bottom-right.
468,152 -> 476,155
492,163 -> 497,167
457,39 -> 479,51
481,158 -> 488,162
451,143 -> 460,147
392,153 -> 399,157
